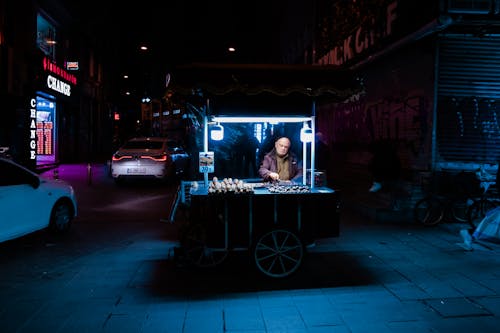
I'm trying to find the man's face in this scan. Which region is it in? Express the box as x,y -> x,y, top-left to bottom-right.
275,138 -> 290,157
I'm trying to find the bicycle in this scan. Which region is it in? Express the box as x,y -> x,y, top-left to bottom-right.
414,170 -> 479,226
466,180 -> 499,229
414,192 -> 469,226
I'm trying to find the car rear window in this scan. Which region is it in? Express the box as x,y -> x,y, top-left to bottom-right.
122,141 -> 164,150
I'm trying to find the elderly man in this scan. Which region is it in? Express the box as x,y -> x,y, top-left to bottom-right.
258,136 -> 302,182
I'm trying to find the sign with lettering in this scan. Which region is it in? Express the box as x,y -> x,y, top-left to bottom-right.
46,74 -> 71,96
42,57 -> 76,97
199,152 -> 214,173
29,98 -> 37,160
43,57 -> 77,84
65,61 -> 79,71
317,1 -> 398,66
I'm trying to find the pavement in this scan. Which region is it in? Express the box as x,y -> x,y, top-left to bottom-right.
1,163 -> 500,332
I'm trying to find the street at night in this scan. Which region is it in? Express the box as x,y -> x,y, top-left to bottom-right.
0,164 -> 499,332
3,1 -> 500,332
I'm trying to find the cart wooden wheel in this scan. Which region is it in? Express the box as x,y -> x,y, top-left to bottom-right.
181,223 -> 228,268
253,228 -> 304,278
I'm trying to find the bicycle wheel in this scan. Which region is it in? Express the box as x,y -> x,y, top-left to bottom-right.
467,199 -> 498,229
450,197 -> 469,223
414,196 -> 445,226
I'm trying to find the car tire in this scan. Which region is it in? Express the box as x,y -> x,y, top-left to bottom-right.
49,200 -> 74,233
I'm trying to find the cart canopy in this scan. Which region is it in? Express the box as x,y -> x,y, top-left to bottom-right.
169,63 -> 362,116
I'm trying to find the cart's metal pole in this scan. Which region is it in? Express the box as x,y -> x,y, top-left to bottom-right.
302,121 -> 307,185
203,100 -> 209,188
224,199 -> 229,249
249,195 -> 253,245
297,201 -> 302,231
273,195 -> 278,224
311,101 -> 316,189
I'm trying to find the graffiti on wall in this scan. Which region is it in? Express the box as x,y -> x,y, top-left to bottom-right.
322,91 -> 430,156
441,97 -> 500,139
365,94 -> 429,155
320,93 -> 500,166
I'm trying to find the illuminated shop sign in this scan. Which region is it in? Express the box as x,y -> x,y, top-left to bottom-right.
47,74 -> 71,96
65,61 -> 79,71
29,98 -> 37,160
42,57 -> 76,97
43,57 -> 77,84
317,1 -> 398,66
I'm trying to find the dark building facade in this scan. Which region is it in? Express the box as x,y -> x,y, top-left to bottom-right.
0,0 -> 114,170
279,0 -> 500,205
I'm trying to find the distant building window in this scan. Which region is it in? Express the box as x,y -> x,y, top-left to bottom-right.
37,14 -> 57,59
447,0 -> 492,14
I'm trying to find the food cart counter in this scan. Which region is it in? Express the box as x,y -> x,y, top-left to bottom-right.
179,181 -> 341,278
189,183 -> 340,239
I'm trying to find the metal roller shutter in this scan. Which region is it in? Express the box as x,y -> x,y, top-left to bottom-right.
436,34 -> 500,166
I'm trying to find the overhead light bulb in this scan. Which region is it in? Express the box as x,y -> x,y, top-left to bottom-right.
210,123 -> 224,141
300,125 -> 313,143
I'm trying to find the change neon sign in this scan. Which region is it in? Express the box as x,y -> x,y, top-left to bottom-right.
29,98 -> 37,160
47,74 -> 71,96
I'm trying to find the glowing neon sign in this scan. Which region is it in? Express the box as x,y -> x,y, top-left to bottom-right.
29,98 -> 37,160
47,74 -> 71,96
43,57 -> 77,84
42,57 -> 75,97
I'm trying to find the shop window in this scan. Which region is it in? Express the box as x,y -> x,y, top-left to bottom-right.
37,13 -> 57,59
36,94 -> 56,165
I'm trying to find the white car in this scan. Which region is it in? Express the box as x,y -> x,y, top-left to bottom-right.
111,137 -> 190,183
0,157 -> 78,243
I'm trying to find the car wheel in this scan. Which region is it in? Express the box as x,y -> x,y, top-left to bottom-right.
49,200 -> 74,233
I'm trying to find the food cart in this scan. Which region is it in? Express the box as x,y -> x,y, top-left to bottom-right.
182,180 -> 340,278
167,64 -> 359,278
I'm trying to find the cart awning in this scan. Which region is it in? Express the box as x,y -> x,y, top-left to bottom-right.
169,63 -> 363,115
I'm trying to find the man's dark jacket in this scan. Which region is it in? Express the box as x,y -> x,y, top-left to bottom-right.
258,148 -> 302,182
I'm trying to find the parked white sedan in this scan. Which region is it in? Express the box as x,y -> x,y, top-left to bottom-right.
111,137 -> 190,183
0,157 -> 78,243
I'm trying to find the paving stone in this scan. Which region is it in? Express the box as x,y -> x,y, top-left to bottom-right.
424,297 -> 492,318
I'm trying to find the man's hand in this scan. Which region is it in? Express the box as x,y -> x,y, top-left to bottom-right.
269,172 -> 280,181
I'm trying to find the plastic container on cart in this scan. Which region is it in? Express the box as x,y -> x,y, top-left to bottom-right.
306,169 -> 327,187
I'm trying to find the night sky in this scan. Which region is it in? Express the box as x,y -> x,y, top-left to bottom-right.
65,0 -> 285,98
68,0 -> 284,65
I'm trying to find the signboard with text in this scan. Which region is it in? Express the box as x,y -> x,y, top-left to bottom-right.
199,152 -> 214,173
42,57 -> 76,97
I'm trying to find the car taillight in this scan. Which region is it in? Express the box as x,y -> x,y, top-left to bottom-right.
112,154 -> 133,161
142,154 -> 167,161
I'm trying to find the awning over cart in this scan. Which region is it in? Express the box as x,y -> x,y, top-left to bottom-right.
169,63 -> 362,116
